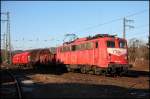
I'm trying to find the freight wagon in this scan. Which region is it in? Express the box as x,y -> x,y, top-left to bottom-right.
56,34 -> 132,75
12,48 -> 56,68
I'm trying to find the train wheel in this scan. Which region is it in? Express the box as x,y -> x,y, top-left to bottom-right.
67,67 -> 75,72
94,68 -> 101,75
101,70 -> 107,76
67,67 -> 71,72
81,67 -> 86,74
119,72 -> 123,77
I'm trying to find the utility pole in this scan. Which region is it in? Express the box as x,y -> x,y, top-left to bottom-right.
123,17 -> 134,39
123,18 -> 126,39
3,33 -> 6,61
1,12 -> 12,64
1,33 -> 6,62
7,12 -> 12,64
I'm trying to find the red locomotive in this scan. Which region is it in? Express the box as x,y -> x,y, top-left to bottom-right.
56,34 -> 132,75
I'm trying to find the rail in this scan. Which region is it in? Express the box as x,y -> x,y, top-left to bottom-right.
5,69 -> 23,99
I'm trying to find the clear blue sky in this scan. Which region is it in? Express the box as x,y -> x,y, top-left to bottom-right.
1,1 -> 149,50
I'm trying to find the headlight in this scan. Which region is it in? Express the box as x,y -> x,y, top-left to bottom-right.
28,56 -> 31,61
124,56 -> 127,60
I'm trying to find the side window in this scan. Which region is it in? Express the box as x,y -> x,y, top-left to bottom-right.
60,47 -> 63,52
71,42 -> 94,50
81,44 -> 85,50
95,42 -> 98,48
71,45 -> 76,51
63,46 -> 71,52
64,47 -> 66,51
76,45 -> 81,50
61,47 -> 63,52
86,42 -> 93,49
68,46 -> 71,51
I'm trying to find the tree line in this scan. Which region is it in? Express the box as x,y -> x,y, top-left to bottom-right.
128,38 -> 149,66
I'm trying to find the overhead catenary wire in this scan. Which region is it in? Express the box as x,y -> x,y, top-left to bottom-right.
126,24 -> 149,37
134,24 -> 149,29
127,34 -> 149,41
126,30 -> 149,40
74,9 -> 148,33
4,9 -> 148,50
125,9 -> 148,18
10,9 -> 148,43
127,32 -> 149,38
12,39 -> 54,42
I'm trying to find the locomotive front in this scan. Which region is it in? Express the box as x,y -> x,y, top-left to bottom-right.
106,37 -> 132,74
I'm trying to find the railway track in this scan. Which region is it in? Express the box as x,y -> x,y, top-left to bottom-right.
1,64 -> 149,98
0,69 -> 23,99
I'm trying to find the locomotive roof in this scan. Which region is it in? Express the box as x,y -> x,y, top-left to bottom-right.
63,34 -> 117,45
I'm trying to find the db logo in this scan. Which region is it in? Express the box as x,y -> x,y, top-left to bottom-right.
113,50 -> 121,55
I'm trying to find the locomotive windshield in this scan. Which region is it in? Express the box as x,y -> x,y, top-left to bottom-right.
119,41 -> 126,48
107,41 -> 115,48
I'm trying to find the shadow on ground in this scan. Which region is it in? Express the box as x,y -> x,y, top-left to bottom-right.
8,65 -> 150,78
8,64 -> 68,76
1,66 -> 149,99
23,82 -> 149,99
123,70 -> 149,78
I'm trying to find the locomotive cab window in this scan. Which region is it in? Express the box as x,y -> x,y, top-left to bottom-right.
107,41 -> 115,48
119,41 -> 126,48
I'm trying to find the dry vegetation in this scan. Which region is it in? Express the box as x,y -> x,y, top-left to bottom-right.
128,38 -> 149,71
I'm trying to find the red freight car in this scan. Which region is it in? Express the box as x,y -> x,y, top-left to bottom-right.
12,54 -> 20,65
20,52 -> 30,64
12,48 -> 56,68
56,34 -> 132,75
12,52 -> 30,66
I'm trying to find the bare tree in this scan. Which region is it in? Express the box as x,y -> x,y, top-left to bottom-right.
128,38 -> 149,66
